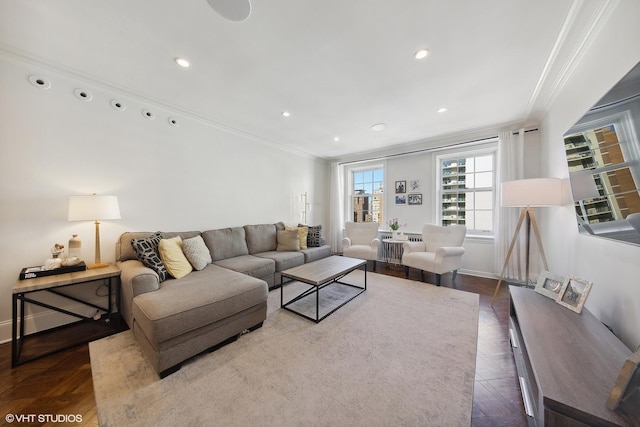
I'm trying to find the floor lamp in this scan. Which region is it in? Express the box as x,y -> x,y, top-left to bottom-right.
68,194 -> 121,269
491,178 -> 562,305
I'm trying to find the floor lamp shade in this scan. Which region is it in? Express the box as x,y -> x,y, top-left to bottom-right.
501,178 -> 563,207
68,195 -> 121,268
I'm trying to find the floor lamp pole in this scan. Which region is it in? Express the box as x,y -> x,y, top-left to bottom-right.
491,207 -> 549,305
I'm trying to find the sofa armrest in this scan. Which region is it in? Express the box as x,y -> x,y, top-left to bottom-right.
118,260 -> 160,297
402,241 -> 426,253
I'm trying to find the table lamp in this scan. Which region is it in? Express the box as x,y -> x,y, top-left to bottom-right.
491,178 -> 562,304
68,194 -> 121,269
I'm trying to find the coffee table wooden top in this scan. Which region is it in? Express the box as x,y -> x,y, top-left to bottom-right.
281,256 -> 365,286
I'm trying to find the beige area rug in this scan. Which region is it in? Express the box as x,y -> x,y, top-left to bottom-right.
90,270 -> 479,426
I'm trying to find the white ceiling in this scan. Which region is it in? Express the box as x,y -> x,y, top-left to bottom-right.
0,0 -> 607,159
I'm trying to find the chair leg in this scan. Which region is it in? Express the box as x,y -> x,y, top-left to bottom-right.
373,260 -> 376,271
452,270 -> 458,282
420,270 -> 425,282
404,266 -> 409,278
435,274 -> 441,286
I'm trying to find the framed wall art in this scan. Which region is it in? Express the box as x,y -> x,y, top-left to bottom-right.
556,275 -> 592,314
409,180 -> 420,191
534,270 -> 565,300
408,193 -> 422,205
395,195 -> 407,205
395,181 -> 406,194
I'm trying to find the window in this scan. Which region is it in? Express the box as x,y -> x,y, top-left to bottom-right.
352,167 -> 384,225
439,152 -> 495,235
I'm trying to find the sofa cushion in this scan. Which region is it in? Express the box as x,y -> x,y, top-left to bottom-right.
182,235 -> 212,271
132,264 -> 268,344
299,224 -> 324,247
131,232 -> 169,282
244,224 -> 277,254
159,236 -> 192,279
202,227 -> 249,261
254,250 -> 305,272
277,229 -> 300,251
213,254 -> 275,279
301,245 -> 332,263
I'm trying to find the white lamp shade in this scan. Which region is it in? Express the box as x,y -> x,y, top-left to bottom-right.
501,178 -> 562,207
569,171 -> 600,200
68,195 -> 121,221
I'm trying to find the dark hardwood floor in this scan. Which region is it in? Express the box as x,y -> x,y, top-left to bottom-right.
0,265 -> 526,426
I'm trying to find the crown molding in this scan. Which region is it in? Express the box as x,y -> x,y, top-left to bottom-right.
524,0 -> 619,120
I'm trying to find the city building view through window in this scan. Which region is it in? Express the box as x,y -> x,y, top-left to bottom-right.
352,167 -> 383,225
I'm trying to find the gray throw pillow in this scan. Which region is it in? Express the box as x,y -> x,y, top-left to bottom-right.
131,232 -> 168,282
182,235 -> 212,270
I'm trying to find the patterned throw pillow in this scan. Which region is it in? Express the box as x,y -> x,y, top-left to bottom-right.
299,224 -> 323,247
131,232 -> 168,282
182,235 -> 212,271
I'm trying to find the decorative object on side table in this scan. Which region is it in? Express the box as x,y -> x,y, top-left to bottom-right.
556,275 -> 592,314
534,270 -> 565,300
387,217 -> 407,239
607,349 -> 640,410
19,262 -> 87,280
68,193 -> 121,269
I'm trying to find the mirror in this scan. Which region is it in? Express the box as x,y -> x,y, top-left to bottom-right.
564,61 -> 640,245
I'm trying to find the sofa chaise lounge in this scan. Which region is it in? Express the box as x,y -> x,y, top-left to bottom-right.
116,222 -> 330,378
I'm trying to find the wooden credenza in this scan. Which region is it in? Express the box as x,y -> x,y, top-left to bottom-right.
509,286 -> 639,426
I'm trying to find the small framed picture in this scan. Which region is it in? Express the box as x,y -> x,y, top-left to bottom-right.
556,275 -> 592,314
395,181 -> 406,194
395,195 -> 407,205
409,180 -> 420,191
606,350 -> 640,410
534,270 -> 565,300
408,193 -> 422,205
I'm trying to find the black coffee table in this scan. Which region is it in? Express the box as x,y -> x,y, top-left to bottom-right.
280,256 -> 366,323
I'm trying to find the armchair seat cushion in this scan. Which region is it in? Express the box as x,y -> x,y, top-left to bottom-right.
343,245 -> 378,261
403,252 -> 437,272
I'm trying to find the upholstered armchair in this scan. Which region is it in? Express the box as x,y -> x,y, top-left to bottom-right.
342,221 -> 381,270
402,224 -> 466,286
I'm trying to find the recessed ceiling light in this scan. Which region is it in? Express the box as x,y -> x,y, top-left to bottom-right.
414,49 -> 429,60
334,137 -> 340,142
175,58 -> 191,68
437,107 -> 448,113
281,111 -> 291,117
371,123 -> 387,132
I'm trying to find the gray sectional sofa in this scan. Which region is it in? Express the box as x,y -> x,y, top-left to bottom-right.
115,222 -> 330,378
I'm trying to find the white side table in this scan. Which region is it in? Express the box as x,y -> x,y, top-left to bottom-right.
382,238 -> 407,266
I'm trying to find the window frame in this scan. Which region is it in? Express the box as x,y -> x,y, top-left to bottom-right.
346,162 -> 385,226
436,147 -> 497,238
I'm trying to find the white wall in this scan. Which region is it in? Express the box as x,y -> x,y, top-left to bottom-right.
0,56 -> 329,343
539,0 -> 640,349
